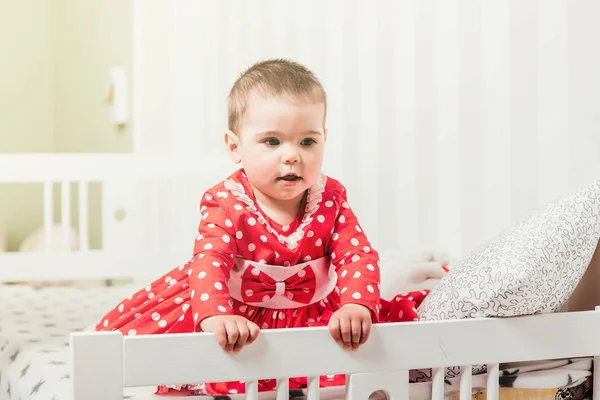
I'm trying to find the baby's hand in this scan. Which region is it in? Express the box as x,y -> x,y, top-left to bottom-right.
200,315 -> 260,354
328,304 -> 372,351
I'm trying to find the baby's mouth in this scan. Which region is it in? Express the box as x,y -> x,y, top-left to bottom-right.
277,173 -> 301,182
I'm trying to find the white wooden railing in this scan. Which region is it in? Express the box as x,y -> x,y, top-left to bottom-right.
71,309 -> 600,400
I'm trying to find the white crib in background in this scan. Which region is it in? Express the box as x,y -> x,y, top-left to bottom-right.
0,153 -> 598,400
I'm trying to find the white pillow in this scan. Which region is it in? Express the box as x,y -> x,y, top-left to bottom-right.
418,180 -> 600,320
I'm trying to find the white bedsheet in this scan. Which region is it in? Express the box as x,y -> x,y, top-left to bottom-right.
0,284 -> 143,400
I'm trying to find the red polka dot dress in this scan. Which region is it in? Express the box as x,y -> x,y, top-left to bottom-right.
95,169 -> 428,396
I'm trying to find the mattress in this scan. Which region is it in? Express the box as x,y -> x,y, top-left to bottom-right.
0,284 -> 594,400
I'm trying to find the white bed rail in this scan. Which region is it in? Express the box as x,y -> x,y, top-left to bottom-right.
0,153 -> 232,282
71,310 -> 600,400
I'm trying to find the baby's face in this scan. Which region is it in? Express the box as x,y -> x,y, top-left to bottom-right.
232,94 -> 327,203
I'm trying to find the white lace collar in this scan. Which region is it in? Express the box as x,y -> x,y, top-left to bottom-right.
224,173 -> 327,250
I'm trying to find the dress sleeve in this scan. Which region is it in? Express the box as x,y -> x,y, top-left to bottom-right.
327,183 -> 381,321
188,190 -> 237,328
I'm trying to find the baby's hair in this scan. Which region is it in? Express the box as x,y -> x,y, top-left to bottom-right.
227,58 -> 327,133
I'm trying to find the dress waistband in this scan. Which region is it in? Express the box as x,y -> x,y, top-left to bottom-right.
228,256 -> 337,309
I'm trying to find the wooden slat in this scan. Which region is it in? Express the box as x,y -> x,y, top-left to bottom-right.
117,311 -> 600,387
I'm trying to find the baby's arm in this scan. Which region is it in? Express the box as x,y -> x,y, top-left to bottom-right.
328,184 -> 381,318
327,183 -> 381,350
189,190 -> 259,353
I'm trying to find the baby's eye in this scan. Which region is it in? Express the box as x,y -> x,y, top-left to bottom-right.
263,138 -> 280,146
301,138 -> 317,146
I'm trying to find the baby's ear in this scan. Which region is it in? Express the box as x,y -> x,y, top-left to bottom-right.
224,130 -> 241,164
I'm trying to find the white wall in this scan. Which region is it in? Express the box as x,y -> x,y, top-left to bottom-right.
134,0 -> 600,259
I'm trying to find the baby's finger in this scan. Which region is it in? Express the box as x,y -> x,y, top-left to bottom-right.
212,322 -> 228,349
328,316 -> 342,345
225,321 -> 239,353
340,316 -> 352,350
360,318 -> 371,345
247,321 -> 260,345
351,317 -> 362,350
234,321 -> 250,353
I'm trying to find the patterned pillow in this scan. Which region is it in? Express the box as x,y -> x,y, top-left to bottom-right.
418,180 -> 600,321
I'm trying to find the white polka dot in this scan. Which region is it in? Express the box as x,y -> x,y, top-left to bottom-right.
367,285 -> 375,293
222,235 -> 230,243
351,238 -> 359,246
152,312 -> 160,321
315,238 -> 323,247
194,313 -> 199,322
303,256 -> 312,262
203,213 -> 209,220
216,191 -> 228,198
205,194 -> 213,201
158,320 -> 167,328
164,276 -> 172,283
197,271 -> 207,279
317,215 -> 325,223
339,215 -> 346,223
182,304 -> 190,312
325,200 -> 334,207
128,329 -> 137,336
341,269 -> 348,277
272,311 -> 278,320
178,265 -> 184,271
200,293 -> 209,301
298,270 -> 306,278
175,297 -> 184,304
134,313 -> 141,318
278,311 -> 285,320
341,287 -> 347,294
356,225 -> 362,232
259,259 -> 266,264
307,230 -> 314,238
208,223 -> 216,229
200,205 -> 207,212
331,252 -> 336,259
245,289 -> 254,297
284,261 -> 291,267
282,225 -> 289,232
248,243 -> 256,251
251,267 -> 260,276
352,255 -> 361,262
229,389 -> 238,394
239,305 -> 248,313
212,261 -> 220,267
247,217 -> 256,226
218,305 -> 227,312
178,314 -> 185,322
398,310 -> 404,319
275,251 -> 280,258
190,290 -> 195,299
263,295 -> 271,302
214,282 -> 223,290
204,243 -> 213,250
367,264 -> 375,271
148,292 -> 155,299
260,235 -> 268,242
234,204 -> 243,211
352,292 -> 362,299
118,304 -> 124,312
262,323 -> 269,329
145,285 -> 152,292
225,219 -> 233,227
103,319 -> 109,327
363,246 -> 370,253
353,271 -> 361,278
332,233 -> 339,241
343,202 -> 349,209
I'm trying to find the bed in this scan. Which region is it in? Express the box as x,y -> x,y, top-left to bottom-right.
1,154 -> 599,400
